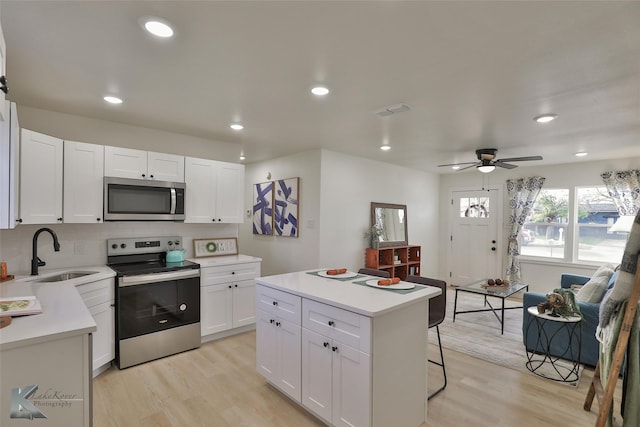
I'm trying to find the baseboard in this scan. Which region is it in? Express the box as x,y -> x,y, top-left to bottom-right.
201,324 -> 256,344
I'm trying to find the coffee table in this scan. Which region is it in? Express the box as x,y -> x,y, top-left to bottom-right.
453,280 -> 529,334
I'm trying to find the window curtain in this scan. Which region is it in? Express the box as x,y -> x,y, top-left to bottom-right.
601,169 -> 640,216
505,176 -> 546,282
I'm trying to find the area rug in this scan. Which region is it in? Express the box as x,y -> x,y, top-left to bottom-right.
429,287 -> 583,386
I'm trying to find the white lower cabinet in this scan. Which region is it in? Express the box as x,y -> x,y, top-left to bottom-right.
256,309 -> 302,402
88,300 -> 115,371
200,261 -> 260,336
76,278 -> 115,376
301,305 -> 371,427
301,329 -> 371,427
256,275 -> 430,427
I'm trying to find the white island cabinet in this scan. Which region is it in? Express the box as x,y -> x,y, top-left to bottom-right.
255,270 -> 441,427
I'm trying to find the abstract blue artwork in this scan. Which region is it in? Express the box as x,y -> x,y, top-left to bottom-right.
274,177 -> 299,237
253,181 -> 273,235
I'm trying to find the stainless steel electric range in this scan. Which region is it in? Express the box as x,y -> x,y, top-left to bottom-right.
107,236 -> 200,369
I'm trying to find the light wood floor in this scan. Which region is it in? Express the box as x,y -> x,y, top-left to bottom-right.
93,331 -> 623,427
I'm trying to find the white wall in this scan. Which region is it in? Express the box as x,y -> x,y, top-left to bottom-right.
239,149 -> 441,278
0,105 -> 247,275
439,156 -> 640,293
1,222 -> 237,275
16,106 -> 241,162
3,106 -> 442,278
239,150 -> 322,276
318,150 -> 440,278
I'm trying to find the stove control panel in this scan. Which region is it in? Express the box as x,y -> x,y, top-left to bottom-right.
107,236 -> 183,256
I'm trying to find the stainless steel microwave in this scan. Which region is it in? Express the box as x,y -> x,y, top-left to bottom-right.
104,177 -> 185,221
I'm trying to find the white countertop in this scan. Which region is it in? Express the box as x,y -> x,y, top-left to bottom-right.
187,254 -> 262,268
256,270 -> 441,317
0,265 -> 116,351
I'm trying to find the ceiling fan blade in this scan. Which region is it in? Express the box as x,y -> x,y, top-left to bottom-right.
494,161 -> 518,169
457,163 -> 479,171
496,155 -> 543,163
437,161 -> 479,167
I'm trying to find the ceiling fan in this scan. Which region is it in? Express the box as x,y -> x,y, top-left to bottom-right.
438,148 -> 543,173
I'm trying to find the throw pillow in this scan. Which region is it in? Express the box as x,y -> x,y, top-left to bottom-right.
575,264 -> 615,303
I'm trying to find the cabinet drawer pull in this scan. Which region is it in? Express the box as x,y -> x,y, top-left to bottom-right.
328,320 -> 335,327
272,301 -> 278,306
332,346 -> 338,352
323,342 -> 329,348
270,319 -> 274,324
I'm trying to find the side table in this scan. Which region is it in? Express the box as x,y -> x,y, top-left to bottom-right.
524,306 -> 582,383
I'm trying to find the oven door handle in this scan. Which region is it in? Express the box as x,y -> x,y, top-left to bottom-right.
119,269 -> 200,287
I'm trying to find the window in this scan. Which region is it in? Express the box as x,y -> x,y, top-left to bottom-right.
520,186 -> 627,264
520,189 -> 568,259
459,196 -> 490,218
576,186 -> 626,264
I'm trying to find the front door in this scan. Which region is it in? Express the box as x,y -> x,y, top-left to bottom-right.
449,189 -> 500,285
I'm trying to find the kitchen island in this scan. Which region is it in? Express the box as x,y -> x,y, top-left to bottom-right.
255,270 -> 441,427
0,266 -> 115,427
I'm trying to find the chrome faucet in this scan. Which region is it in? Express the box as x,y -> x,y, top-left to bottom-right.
31,228 -> 61,275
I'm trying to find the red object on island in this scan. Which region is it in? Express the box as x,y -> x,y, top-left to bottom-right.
326,268 -> 347,275
377,277 -> 401,286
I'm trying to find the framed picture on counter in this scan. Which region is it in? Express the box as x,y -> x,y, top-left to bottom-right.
193,237 -> 238,258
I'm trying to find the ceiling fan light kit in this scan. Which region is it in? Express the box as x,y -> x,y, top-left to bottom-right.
533,113 -> 558,123
477,164 -> 496,173
438,148 -> 543,173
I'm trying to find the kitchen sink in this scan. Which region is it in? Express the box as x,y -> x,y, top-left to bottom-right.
32,271 -> 97,283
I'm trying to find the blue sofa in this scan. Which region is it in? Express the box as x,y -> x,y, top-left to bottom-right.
522,271 -> 618,368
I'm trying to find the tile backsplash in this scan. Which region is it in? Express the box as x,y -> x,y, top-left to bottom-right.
0,222 -> 238,275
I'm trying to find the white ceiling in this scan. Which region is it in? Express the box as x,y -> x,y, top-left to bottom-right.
2,1 -> 640,173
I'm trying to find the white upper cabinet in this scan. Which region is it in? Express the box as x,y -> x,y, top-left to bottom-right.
147,151 -> 185,182
104,146 -> 146,179
20,129 -> 63,224
0,22 -> 7,121
184,157 -> 244,223
215,161 -> 245,223
184,157 -> 216,223
63,140 -> 104,223
104,146 -> 184,182
0,101 -> 19,229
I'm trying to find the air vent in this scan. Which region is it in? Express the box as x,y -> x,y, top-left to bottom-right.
374,103 -> 411,117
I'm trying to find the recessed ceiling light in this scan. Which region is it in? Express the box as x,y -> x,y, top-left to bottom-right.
311,86 -> 330,96
451,165 -> 461,170
143,18 -> 174,38
103,96 -> 123,104
380,145 -> 391,151
534,114 -> 558,123
239,155 -> 246,161
575,152 -> 588,157
230,124 -> 244,131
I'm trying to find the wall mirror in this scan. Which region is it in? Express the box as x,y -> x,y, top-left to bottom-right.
371,202 -> 408,247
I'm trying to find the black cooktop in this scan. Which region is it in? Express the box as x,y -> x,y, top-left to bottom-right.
108,259 -> 200,276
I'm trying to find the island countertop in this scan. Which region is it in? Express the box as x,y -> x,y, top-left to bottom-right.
256,269 -> 441,317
